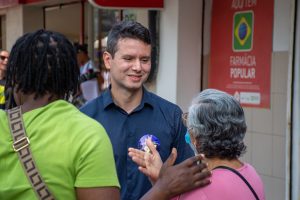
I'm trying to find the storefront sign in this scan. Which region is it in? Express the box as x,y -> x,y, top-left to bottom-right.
89,0 -> 163,9
209,0 -> 274,108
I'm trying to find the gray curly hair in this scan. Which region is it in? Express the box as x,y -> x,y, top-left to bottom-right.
187,89 -> 247,159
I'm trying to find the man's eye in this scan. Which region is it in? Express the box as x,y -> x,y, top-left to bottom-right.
124,57 -> 132,61
141,58 -> 150,63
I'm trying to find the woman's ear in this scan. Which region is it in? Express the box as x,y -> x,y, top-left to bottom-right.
191,136 -> 200,152
190,134 -> 197,146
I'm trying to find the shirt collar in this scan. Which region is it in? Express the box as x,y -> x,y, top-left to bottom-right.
103,87 -> 114,109
103,86 -> 154,110
139,87 -> 154,109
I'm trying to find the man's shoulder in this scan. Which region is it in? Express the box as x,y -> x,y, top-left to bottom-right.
146,90 -> 181,110
80,92 -> 109,119
80,95 -> 103,112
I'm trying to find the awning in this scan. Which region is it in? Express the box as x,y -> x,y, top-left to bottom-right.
0,0 -> 86,9
0,0 -> 18,8
19,0 -> 45,3
88,0 -> 163,9
0,0 -> 45,8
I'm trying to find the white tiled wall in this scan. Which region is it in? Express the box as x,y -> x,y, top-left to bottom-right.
252,133 -> 273,176
241,52 -> 289,199
262,175 -> 286,200
273,135 -> 286,179
252,109 -> 273,134
272,93 -> 288,136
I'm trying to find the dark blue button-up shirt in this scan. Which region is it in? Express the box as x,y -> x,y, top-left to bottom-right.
80,88 -> 193,200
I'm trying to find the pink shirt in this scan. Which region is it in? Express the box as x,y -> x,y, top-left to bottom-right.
172,163 -> 265,200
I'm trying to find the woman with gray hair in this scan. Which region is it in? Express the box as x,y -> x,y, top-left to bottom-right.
129,89 -> 265,200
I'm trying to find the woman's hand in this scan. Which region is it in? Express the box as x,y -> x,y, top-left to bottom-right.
128,139 -> 163,183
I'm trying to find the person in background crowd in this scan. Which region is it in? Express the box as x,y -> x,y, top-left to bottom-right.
129,89 -> 265,200
74,43 -> 99,81
0,49 -> 9,109
101,66 -> 111,90
80,20 -> 200,200
73,43 -> 103,107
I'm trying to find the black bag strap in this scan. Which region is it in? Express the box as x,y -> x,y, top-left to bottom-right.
214,165 -> 260,200
7,106 -> 55,200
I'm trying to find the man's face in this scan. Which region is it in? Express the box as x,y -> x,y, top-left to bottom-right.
103,38 -> 151,92
0,51 -> 9,72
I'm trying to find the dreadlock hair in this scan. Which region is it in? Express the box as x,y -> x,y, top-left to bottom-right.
6,29 -> 79,100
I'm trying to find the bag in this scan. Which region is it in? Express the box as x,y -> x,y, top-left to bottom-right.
7,106 -> 55,200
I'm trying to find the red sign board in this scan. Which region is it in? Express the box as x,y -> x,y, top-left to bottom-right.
209,0 -> 274,108
89,0 -> 163,9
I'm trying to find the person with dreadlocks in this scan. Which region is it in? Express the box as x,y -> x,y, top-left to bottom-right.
0,29 -> 120,200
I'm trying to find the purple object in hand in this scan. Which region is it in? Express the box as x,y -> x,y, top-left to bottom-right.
138,134 -> 160,153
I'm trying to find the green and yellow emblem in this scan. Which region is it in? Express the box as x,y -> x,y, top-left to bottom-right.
233,11 -> 253,51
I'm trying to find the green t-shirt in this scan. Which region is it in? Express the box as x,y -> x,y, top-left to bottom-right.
0,100 -> 120,200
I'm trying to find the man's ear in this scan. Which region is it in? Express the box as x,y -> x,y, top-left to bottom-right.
103,51 -> 112,70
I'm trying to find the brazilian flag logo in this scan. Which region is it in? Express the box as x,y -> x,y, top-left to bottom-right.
233,11 -> 253,52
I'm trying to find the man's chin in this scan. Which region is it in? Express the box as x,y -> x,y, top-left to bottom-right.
127,85 -> 143,92
125,82 -> 145,91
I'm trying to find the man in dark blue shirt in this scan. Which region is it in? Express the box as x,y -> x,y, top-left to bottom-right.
80,21 -> 193,200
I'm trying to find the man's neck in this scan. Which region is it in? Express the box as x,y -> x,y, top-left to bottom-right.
110,86 -> 143,114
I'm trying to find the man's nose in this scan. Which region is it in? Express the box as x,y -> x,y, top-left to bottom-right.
132,60 -> 142,71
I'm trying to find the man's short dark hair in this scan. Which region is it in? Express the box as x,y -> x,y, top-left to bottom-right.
6,29 -> 79,100
106,21 -> 152,57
